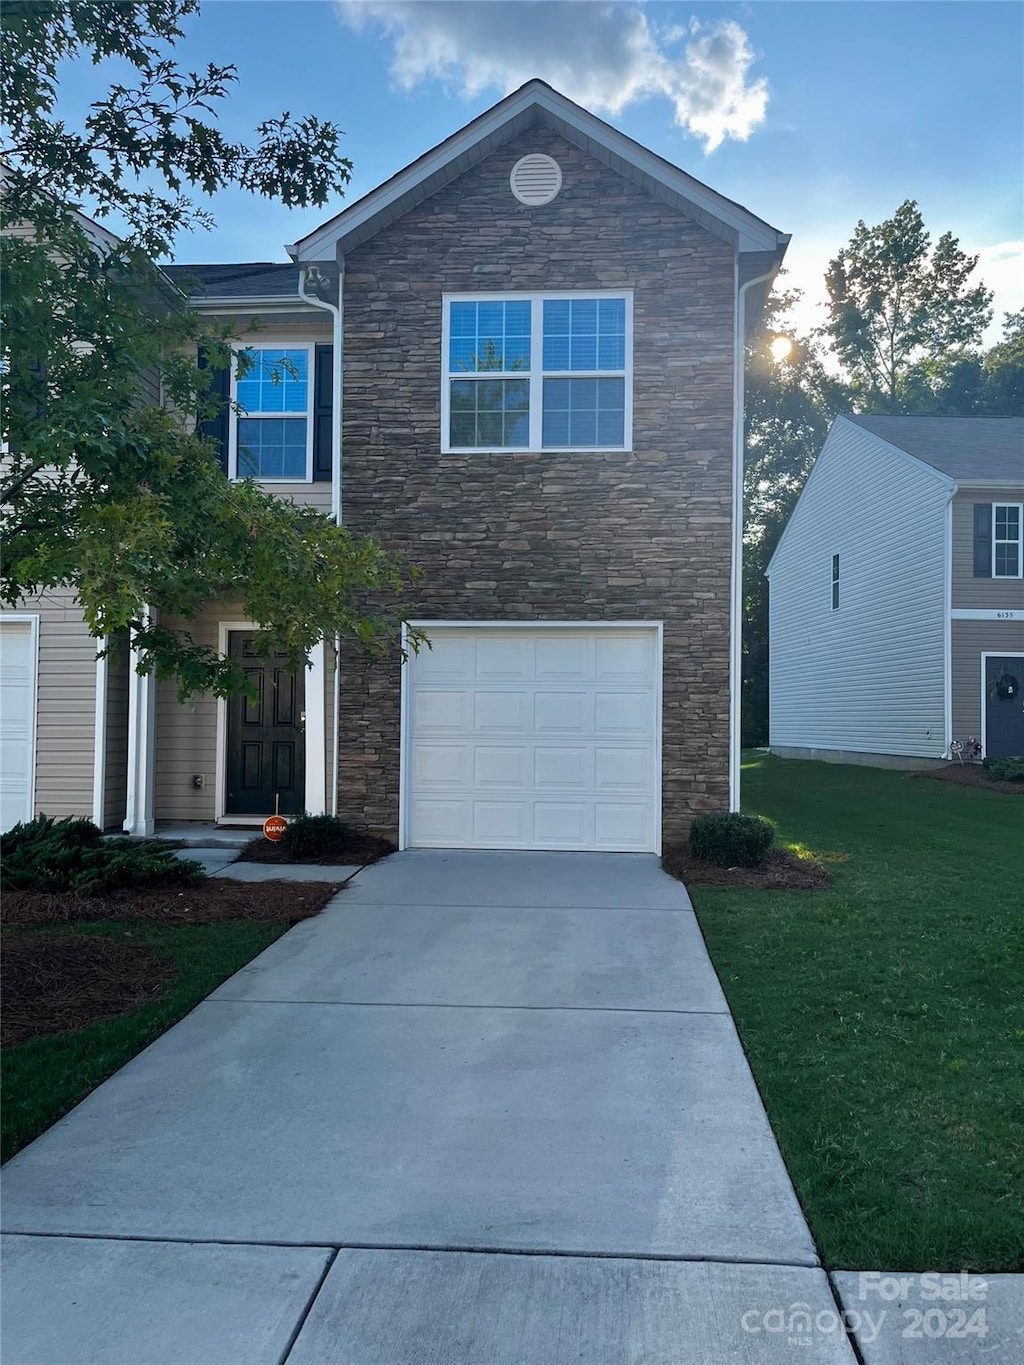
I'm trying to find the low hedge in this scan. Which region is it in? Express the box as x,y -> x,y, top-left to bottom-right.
1,815 -> 205,895
981,756 -> 1024,783
689,811 -> 774,869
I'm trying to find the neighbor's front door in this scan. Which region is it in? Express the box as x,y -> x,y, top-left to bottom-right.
985,655 -> 1024,758
225,632 -> 305,816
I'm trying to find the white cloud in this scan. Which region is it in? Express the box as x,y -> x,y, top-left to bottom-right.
337,2 -> 768,152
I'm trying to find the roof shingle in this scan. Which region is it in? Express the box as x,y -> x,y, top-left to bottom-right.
846,415 -> 1024,483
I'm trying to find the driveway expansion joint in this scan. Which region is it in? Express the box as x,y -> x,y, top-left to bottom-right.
204,998 -> 731,1015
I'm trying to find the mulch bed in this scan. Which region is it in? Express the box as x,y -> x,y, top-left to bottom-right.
662,845 -> 832,890
915,763 -> 1024,795
2,933 -> 174,1047
1,879 -> 341,928
237,833 -> 395,866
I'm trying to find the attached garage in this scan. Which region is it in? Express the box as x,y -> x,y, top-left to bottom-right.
0,617 -> 38,833
402,624 -> 662,852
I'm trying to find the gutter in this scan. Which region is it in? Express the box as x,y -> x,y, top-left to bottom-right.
297,262 -> 345,817
729,262 -> 778,813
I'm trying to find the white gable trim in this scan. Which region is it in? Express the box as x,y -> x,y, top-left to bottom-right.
290,81 -> 787,263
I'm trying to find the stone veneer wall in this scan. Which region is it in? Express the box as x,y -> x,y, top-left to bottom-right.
337,125 -> 736,842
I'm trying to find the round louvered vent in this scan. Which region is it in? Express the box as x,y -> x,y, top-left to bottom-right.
510,153 -> 562,206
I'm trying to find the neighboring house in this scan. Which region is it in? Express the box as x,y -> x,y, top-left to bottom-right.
768,414 -> 1024,767
1,79 -> 788,850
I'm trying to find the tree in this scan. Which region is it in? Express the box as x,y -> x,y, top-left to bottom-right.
823,200 -> 993,412
1,0 -> 419,697
742,284 -> 847,745
982,311 -> 1024,415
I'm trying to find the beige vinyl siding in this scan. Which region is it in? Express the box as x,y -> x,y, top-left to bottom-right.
138,364 -> 162,408
951,488 -> 1024,609
261,482 -> 332,513
951,619 -> 1024,744
768,416 -> 952,759
103,636 -> 130,830
13,591 -> 99,818
153,609 -> 223,822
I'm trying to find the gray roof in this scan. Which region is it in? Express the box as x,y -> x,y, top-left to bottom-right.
847,415 -> 1024,484
159,263 -> 300,299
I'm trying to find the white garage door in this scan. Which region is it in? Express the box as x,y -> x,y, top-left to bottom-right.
0,619 -> 37,832
405,626 -> 661,851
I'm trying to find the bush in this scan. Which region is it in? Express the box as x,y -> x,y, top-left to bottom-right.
982,756 -> 1024,783
689,812 -> 774,869
1,815 -> 205,895
278,813 -> 352,861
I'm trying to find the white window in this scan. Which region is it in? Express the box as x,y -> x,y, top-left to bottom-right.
993,504 -> 1023,578
441,293 -> 633,453
229,343 -> 313,482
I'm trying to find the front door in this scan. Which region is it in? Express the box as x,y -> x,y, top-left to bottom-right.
985,655 -> 1024,758
225,632 -> 305,816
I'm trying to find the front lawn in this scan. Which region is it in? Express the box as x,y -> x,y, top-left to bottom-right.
689,754 -> 1023,1272
1,881 -> 339,1162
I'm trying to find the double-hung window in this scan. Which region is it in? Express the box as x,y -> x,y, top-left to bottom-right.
230,344 -> 313,481
993,503 -> 1023,577
442,293 -> 632,453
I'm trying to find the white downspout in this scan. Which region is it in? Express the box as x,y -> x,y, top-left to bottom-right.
297,261 -> 344,816
730,263 -> 777,813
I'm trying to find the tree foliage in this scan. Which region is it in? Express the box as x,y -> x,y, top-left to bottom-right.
1,0 -> 420,697
823,199 -> 993,412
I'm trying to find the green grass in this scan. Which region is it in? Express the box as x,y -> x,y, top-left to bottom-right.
689,754 -> 1023,1272
2,920 -> 286,1163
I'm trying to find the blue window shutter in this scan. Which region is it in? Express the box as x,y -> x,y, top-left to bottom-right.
198,346 -> 230,475
313,344 -> 333,482
973,503 -> 992,577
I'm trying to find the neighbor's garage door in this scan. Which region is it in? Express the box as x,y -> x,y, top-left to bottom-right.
405,626 -> 660,851
0,620 -> 37,832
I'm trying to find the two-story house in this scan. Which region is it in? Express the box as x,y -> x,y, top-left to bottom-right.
1,80 -> 788,849
768,414 -> 1024,766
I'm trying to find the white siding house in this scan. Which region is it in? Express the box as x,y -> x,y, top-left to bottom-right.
767,416 -> 955,763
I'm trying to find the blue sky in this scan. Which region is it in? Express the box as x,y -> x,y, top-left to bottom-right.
60,1 -> 1023,344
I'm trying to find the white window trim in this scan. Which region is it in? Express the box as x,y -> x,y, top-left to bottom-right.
228,339 -> 315,483
992,502 -> 1024,578
440,291 -> 634,455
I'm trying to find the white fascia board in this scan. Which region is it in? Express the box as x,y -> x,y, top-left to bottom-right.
290,81 -> 786,263
766,414 -> 957,575
187,296 -> 318,312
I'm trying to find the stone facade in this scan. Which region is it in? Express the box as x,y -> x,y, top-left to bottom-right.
337,126 -> 736,843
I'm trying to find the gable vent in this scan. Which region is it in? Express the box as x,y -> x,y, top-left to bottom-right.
510,153 -> 562,207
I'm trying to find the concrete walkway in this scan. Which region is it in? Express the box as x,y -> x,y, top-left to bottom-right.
2,851 -> 857,1363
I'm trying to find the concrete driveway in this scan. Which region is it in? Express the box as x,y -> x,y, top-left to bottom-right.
2,851 -> 855,1364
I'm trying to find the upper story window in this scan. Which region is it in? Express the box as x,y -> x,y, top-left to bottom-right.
993,503 -> 1023,577
831,553 -> 840,610
441,293 -> 633,453
230,345 -> 313,481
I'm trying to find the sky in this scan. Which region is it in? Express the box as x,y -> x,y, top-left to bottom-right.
58,0 -> 1024,346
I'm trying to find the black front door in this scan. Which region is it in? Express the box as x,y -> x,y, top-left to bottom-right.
225,632 -> 305,816
985,655 -> 1024,758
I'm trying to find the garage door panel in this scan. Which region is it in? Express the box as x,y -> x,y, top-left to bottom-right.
412,744 -> 468,788
474,802 -> 527,844
595,691 -> 652,735
535,636 -> 592,678
595,634 -> 655,679
413,690 -> 467,732
473,746 -> 528,788
405,628 -> 660,852
0,621 -> 37,832
534,746 -> 589,789
534,691 -> 590,734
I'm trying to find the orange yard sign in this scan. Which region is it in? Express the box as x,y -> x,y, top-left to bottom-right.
263,815 -> 288,842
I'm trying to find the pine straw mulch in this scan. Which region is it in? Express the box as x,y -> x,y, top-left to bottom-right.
237,833 -> 395,866
2,933 -> 174,1047
914,763 -> 1024,795
1,878 -> 342,928
662,845 -> 832,890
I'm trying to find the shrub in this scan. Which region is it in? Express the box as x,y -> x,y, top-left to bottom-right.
278,813 -> 352,861
689,812 -> 774,869
982,756 -> 1024,783
1,815 -> 205,895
